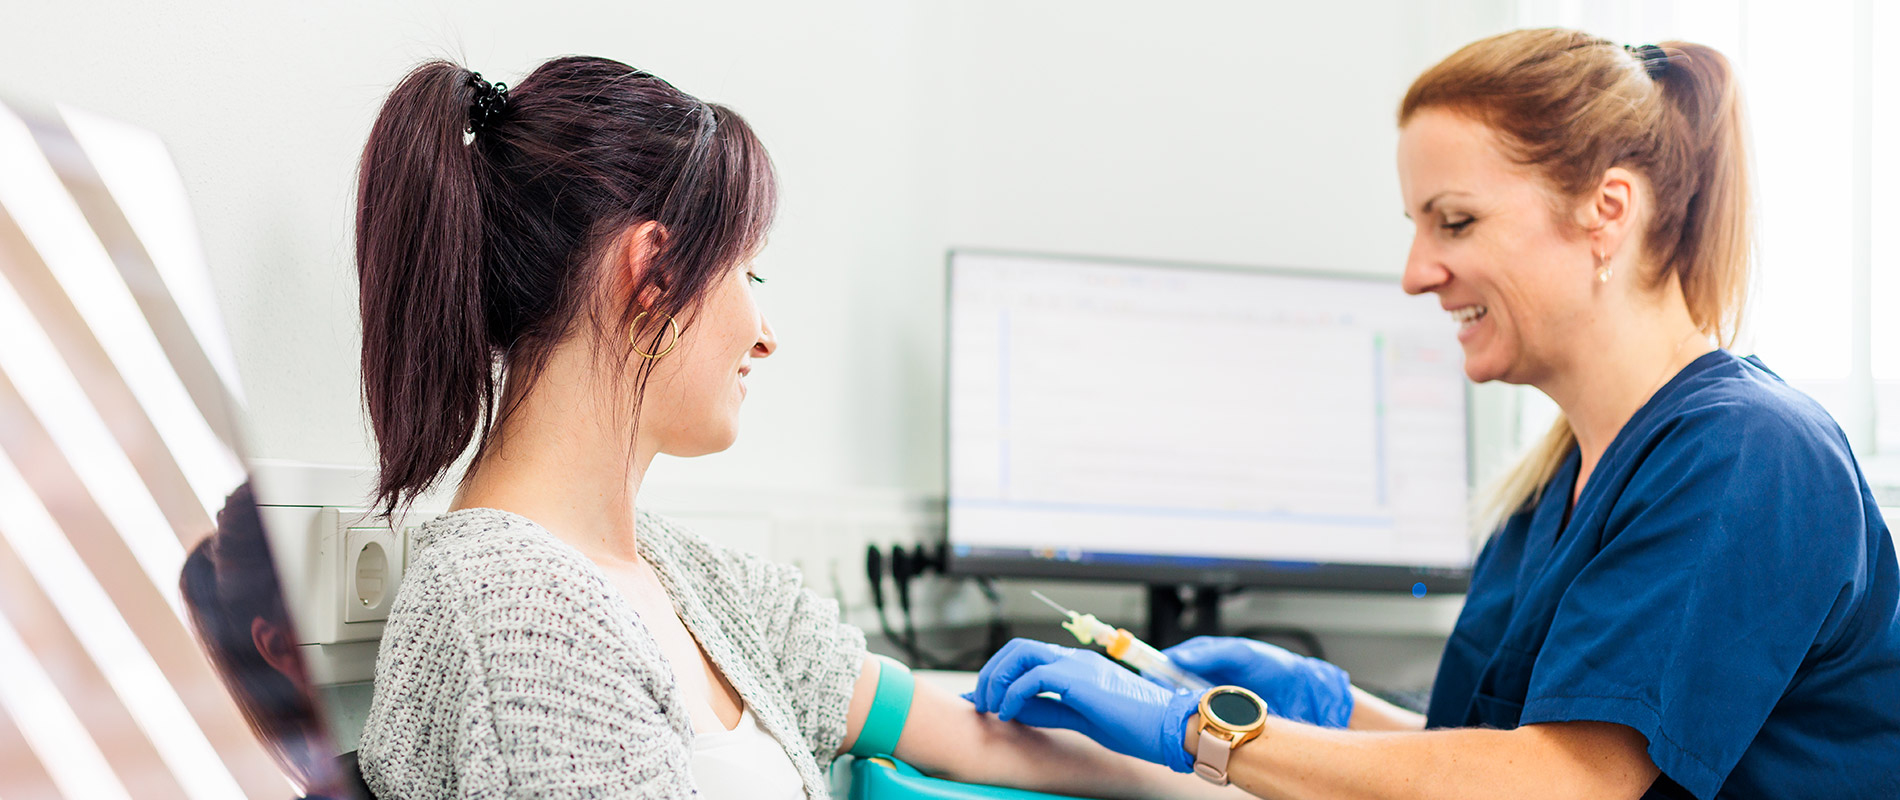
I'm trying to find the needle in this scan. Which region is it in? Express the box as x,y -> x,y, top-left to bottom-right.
1030,589 -> 1074,617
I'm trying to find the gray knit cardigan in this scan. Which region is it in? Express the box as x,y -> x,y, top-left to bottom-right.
358,508 -> 867,799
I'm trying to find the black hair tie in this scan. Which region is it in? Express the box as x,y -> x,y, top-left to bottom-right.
1625,44 -> 1673,79
466,71 -> 510,134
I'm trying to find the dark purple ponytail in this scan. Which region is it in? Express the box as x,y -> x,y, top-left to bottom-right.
355,57 -> 776,515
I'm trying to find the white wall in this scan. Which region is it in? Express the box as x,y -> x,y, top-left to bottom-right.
0,0 -> 1516,498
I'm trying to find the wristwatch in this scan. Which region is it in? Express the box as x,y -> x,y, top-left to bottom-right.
1191,685 -> 1267,785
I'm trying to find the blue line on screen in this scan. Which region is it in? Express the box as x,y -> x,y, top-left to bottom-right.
949,497 -> 1395,528
1082,551 -> 1324,570
954,545 -> 1332,571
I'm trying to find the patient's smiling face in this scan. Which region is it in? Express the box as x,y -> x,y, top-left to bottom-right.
639,259 -> 776,458
1396,109 -> 1600,386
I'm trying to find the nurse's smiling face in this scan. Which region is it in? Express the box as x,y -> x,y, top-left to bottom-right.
1396,109 -> 1602,386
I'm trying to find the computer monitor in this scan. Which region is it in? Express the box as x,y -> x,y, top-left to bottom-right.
945,250 -> 1473,597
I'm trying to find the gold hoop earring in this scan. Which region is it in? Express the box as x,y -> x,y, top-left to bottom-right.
630,311 -> 681,358
1595,250 -> 1613,284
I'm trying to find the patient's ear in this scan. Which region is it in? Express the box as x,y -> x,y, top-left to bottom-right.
613,220 -> 670,305
252,617 -> 307,684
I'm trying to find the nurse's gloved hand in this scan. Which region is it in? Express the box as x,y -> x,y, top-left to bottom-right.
964,639 -> 1200,773
1163,636 -> 1354,729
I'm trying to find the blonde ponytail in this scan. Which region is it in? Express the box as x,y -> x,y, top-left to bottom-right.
1478,416 -> 1576,530
1403,30 -> 1753,527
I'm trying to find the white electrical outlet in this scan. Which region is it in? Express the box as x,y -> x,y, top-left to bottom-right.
342,525 -> 401,623
259,504 -> 434,651
315,508 -> 398,643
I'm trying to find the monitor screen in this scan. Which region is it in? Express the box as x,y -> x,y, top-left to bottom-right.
945,251 -> 1472,592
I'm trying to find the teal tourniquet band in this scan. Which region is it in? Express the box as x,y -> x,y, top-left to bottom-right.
850,655 -> 915,757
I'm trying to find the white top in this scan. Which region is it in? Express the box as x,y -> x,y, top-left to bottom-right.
691,709 -> 806,800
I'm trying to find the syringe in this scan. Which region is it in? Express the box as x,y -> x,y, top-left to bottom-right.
1031,590 -> 1213,694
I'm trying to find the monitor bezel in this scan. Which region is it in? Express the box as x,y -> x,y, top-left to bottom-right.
941,248 -> 1475,594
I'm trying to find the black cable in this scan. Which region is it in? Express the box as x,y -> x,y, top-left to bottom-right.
870,543 -> 948,668
871,543 -> 1024,671
913,577 -> 1012,672
890,546 -> 922,664
947,577 -> 1013,670
867,542 -> 1027,671
865,544 -> 915,663
864,544 -> 885,610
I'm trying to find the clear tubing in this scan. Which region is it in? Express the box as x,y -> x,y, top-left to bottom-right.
1035,591 -> 1214,695
1113,636 -> 1214,694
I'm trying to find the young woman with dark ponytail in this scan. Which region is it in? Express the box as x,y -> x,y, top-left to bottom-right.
351,57 -> 1225,800
968,30 -> 1900,799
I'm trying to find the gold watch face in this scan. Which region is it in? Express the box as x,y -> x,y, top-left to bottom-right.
1208,690 -> 1263,727
1201,686 -> 1267,732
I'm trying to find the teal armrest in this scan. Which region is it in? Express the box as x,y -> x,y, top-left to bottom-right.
848,756 -> 1082,800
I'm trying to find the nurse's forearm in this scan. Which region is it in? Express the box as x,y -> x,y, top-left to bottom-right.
1195,716 -> 1658,800
1345,687 -> 1426,731
894,680 -> 1244,800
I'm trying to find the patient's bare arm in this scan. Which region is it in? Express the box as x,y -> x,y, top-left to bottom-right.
838,658 -> 1244,800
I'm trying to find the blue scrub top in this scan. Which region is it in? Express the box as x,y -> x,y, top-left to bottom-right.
1425,351 -> 1900,799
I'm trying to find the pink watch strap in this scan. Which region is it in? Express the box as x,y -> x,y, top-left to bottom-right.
1193,728 -> 1237,785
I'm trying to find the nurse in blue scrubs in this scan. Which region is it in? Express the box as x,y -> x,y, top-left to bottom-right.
967,29 -> 1900,800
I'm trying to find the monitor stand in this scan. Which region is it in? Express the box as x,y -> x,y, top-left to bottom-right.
1146,584 -> 1223,649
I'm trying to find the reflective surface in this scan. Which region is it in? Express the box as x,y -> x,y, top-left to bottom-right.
0,97 -> 347,798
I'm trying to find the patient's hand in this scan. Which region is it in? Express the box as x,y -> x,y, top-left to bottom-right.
840,656 -> 1246,800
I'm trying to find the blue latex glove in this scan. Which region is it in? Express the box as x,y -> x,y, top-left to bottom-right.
1163,636 -> 1354,728
963,639 -> 1201,773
